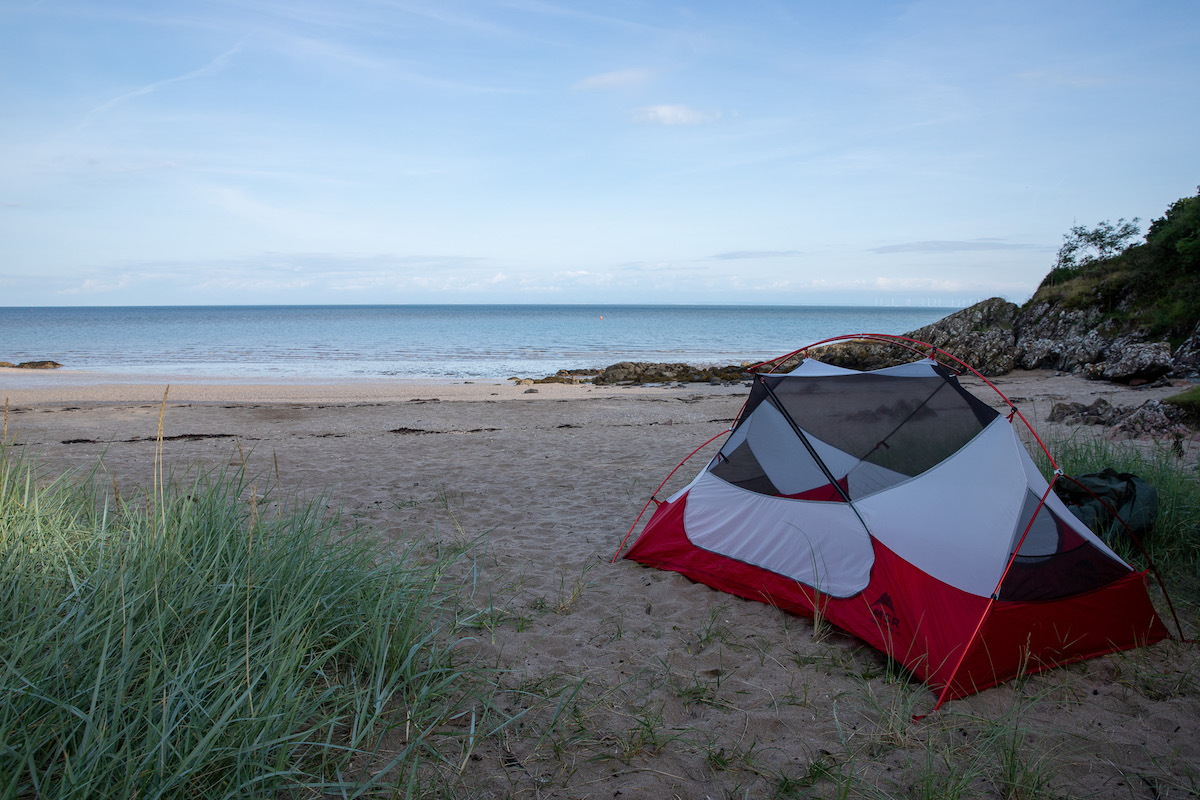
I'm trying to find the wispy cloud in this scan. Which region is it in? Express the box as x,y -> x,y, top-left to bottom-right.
499,0 -> 663,36
265,32 -> 522,93
76,42 -> 244,131
621,261 -> 708,273
868,276 -> 974,292
868,239 -> 1037,255
51,252 -> 493,297
632,104 -> 719,125
572,68 -> 651,90
61,274 -> 139,295
709,249 -> 802,260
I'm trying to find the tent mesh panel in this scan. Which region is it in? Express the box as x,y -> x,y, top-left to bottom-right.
712,370 -> 998,501
999,491 -> 1130,601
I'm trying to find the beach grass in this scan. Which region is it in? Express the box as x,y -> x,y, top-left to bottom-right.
1042,431 -> 1200,599
0,443 -> 481,799
3,385 -> 1198,797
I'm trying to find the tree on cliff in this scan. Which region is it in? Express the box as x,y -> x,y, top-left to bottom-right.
1048,217 -> 1141,284
1032,188 -> 1200,339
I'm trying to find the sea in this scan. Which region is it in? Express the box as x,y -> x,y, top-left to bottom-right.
0,305 -> 958,384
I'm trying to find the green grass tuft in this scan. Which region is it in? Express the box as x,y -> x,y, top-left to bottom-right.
1041,433 -> 1200,600
0,444 -> 475,799
1164,385 -> 1200,418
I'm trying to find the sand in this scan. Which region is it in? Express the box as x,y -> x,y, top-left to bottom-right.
2,369 -> 1197,797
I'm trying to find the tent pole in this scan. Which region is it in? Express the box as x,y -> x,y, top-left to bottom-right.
610,428 -> 730,562
759,379 -> 854,505
1056,474 -> 1192,643
917,475 -> 1061,719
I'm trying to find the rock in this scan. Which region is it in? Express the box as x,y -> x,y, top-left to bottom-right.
1010,303 -> 1110,372
1047,398 -> 1118,425
16,360 -> 62,369
1083,341 -> 1174,383
1047,397 -> 1192,438
1171,321 -> 1200,376
0,362 -> 14,368
593,362 -> 748,385
899,296 -> 1193,383
906,297 -> 1019,376
800,341 -> 913,371
1110,400 -> 1193,439
594,362 -> 691,384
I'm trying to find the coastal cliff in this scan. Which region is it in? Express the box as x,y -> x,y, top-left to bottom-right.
905,189 -> 1200,382
901,297 -> 1194,382
517,191 -> 1200,388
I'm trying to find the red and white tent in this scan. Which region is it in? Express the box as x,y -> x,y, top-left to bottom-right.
620,336 -> 1170,707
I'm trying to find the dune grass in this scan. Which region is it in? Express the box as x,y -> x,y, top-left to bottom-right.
1041,432 -> 1200,599
0,443 -> 480,799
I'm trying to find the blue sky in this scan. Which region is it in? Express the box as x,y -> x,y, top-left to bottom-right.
2,1 -> 1197,307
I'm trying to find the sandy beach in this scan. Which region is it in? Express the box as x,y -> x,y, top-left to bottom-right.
3,368 -> 1197,797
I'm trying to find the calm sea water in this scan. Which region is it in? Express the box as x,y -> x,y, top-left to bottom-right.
0,305 -> 956,383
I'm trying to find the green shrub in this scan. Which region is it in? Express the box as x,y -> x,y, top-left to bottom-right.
1026,189 -> 1200,338
1164,385 -> 1200,418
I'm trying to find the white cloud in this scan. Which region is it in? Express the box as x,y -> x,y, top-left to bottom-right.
76,43 -> 244,132
61,274 -> 138,294
572,68 -> 651,90
632,104 -> 718,125
869,240 -> 1037,255
709,249 -> 802,260
621,261 -> 707,273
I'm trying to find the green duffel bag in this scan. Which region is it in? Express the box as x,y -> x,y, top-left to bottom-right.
1054,468 -> 1158,547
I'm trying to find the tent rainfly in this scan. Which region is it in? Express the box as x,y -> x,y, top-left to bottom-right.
619,336 -> 1172,709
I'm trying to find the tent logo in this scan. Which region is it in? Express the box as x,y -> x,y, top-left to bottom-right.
870,592 -> 899,632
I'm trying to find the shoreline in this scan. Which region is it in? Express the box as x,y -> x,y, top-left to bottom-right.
0,374 -> 746,406
2,364 -> 1190,406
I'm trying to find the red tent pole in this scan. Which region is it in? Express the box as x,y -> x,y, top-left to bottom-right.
915,475 -> 1061,719
1055,474 -> 1191,643
760,333 -> 1060,472
610,429 -> 730,562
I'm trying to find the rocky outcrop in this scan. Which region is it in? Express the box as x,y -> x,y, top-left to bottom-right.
534,369 -> 600,385
1083,341 -> 1174,383
905,298 -> 1019,375
1009,302 -> 1110,371
518,293 -> 1198,388
511,362 -> 751,386
1169,322 -> 1200,374
592,362 -> 750,385
4,360 -> 64,369
796,340 -> 912,372
905,297 -> 1196,383
1049,398 -> 1192,438
1047,398 -> 1120,425
509,369 -> 603,385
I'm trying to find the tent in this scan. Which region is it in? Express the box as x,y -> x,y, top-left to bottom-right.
619,336 -> 1171,707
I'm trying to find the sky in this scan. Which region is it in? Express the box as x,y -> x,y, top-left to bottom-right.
2,1 -> 1198,307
